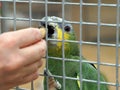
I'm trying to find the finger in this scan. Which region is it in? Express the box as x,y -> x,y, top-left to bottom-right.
12,28 -> 44,48
6,71 -> 39,89
22,59 -> 43,78
20,40 -> 46,65
19,71 -> 39,86
2,59 -> 41,85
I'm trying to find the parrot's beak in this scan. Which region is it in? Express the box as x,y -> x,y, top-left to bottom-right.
40,22 -> 58,40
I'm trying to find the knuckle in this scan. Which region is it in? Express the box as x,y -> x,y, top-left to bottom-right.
6,62 -> 20,72
3,63 -> 16,72
33,64 -> 38,71
23,71 -> 39,83
32,71 -> 39,80
3,55 -> 23,72
30,63 -> 40,74
19,54 -> 27,62
40,48 -> 46,57
0,33 -> 16,47
18,51 -> 28,62
39,41 -> 46,55
38,49 -> 44,57
30,28 -> 41,40
38,59 -> 43,68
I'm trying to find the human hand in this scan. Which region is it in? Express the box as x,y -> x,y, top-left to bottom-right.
0,28 -> 46,90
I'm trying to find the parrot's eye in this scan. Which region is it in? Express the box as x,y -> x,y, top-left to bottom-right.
64,25 -> 71,32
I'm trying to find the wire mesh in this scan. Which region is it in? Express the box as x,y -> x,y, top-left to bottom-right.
0,0 -> 120,90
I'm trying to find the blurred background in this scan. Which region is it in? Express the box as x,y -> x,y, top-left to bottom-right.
0,0 -> 119,90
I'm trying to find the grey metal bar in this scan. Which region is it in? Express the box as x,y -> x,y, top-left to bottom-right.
13,0 -> 16,31
97,1 -> 101,90
115,0 -> 120,90
1,16 -> 120,27
1,0 -> 119,7
44,0 -> 49,90
29,0 -> 32,27
1,1 -> 9,33
2,13 -> 119,26
48,56 -> 120,67
28,0 -> 34,89
47,38 -> 120,47
40,71 -> 120,87
79,0 -> 83,90
62,0 -> 66,90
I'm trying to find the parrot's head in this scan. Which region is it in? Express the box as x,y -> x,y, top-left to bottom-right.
40,16 -> 79,57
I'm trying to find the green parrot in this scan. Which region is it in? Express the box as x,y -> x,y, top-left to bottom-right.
39,16 -> 108,90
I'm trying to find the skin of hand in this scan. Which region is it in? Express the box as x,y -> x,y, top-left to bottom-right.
0,28 -> 46,90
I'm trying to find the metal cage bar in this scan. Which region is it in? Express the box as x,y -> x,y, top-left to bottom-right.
79,0 -> 83,90
61,0 -> 66,90
13,0 -> 17,31
97,0 -> 101,90
45,0 -> 49,90
115,0 -> 120,90
1,1 -> 9,32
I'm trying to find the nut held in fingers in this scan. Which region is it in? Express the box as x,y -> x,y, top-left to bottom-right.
39,27 -> 46,38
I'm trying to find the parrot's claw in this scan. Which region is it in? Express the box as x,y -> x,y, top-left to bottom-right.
44,69 -> 62,89
55,80 -> 61,89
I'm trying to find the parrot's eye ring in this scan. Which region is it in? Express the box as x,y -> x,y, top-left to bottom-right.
64,25 -> 71,32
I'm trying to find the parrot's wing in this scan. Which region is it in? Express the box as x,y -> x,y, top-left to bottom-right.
76,61 -> 108,90
76,63 -> 97,89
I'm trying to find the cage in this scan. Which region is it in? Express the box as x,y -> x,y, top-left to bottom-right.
0,0 -> 120,90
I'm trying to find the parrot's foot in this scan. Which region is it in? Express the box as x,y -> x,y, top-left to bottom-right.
55,80 -> 61,89
44,69 -> 62,90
